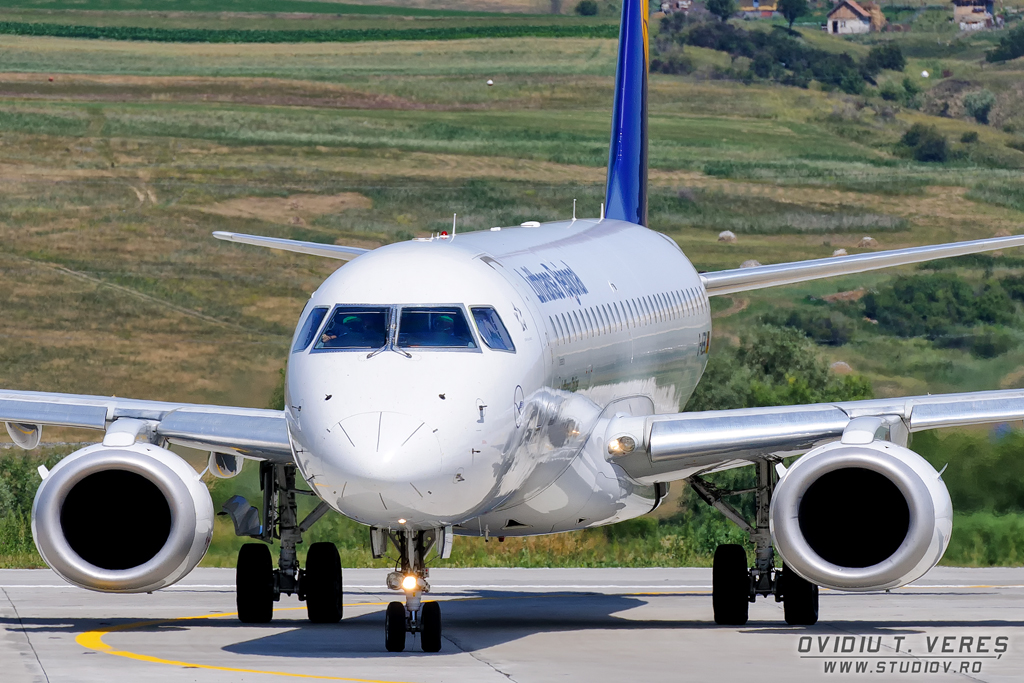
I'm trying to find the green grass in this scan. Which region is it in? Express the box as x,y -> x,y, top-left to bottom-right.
943,512 -> 1024,566
0,20 -> 619,42
1,26 -> 1024,568
0,0 -> 493,17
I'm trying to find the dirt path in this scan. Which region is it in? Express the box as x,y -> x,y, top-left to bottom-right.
712,297 -> 749,319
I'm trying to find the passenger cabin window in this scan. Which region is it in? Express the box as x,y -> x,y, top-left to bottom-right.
315,307 -> 389,350
472,307 -> 515,352
399,307 -> 477,349
293,305 -> 328,352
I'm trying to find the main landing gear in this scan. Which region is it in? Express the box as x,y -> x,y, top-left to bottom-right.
372,526 -> 452,652
689,459 -> 818,627
226,463 -> 340,625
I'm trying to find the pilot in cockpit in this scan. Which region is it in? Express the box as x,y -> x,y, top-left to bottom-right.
321,315 -> 370,348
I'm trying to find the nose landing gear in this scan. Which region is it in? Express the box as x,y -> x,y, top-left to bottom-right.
376,527 -> 451,652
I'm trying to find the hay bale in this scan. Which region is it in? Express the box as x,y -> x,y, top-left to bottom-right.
857,236 -> 879,248
830,361 -> 853,375
740,259 -> 762,268
832,248 -> 848,257
718,230 -> 737,243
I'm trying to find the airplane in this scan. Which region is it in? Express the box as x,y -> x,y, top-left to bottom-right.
6,0 -> 1024,655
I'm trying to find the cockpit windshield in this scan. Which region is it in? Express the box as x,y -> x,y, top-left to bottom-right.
398,307 -> 477,349
314,307 -> 390,350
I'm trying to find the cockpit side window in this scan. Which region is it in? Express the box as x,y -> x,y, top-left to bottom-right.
314,307 -> 390,351
292,305 -> 329,353
471,306 -> 516,352
398,307 -> 477,349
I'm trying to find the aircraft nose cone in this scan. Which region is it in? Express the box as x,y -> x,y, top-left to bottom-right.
331,411 -> 442,484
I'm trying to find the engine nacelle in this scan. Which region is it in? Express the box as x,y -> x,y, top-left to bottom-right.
32,442 -> 214,593
770,440 -> 952,592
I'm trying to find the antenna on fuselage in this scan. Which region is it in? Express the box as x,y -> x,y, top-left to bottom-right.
600,202 -> 605,221
572,198 -> 577,221
452,213 -> 457,240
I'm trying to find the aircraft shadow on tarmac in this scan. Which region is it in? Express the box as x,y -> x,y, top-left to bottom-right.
217,590 -> 1024,658
4,590 -> 1023,658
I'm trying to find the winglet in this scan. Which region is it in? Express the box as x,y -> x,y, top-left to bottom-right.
604,0 -> 649,227
213,231 -> 370,262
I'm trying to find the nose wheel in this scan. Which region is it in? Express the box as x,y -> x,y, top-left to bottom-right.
379,528 -> 447,652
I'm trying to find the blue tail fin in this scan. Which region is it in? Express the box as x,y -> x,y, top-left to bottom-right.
604,0 -> 649,227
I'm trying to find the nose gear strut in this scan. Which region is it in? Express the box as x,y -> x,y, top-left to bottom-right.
379,527 -> 450,652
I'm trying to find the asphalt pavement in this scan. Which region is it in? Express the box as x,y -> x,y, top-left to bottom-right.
2,566 -> 1023,682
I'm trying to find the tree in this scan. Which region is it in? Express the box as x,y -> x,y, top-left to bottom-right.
963,89 -> 996,125
777,0 -> 808,30
706,0 -> 737,23
864,43 -> 905,75
986,23 -> 1024,63
900,123 -> 947,163
574,0 -> 598,15
685,325 -> 872,411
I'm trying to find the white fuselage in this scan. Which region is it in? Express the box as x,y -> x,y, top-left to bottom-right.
285,219 -> 712,535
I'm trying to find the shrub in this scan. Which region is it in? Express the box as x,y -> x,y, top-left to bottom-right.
864,43 -> 906,74
651,48 -> 695,74
685,325 -> 872,411
961,131 -> 979,143
863,273 -> 1010,338
574,0 -> 599,15
879,80 -> 901,101
963,90 -> 996,125
900,123 -> 948,163
986,23 -> 1024,63
604,516 -> 657,542
760,309 -> 854,346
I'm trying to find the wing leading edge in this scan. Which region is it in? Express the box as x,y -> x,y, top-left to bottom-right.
0,389 -> 291,461
701,234 -> 1024,296
213,231 -> 370,261
609,389 -> 1024,483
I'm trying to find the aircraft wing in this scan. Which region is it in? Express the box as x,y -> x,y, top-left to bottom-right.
213,231 -> 370,261
701,234 -> 1024,296
611,388 -> 1024,483
0,389 -> 291,461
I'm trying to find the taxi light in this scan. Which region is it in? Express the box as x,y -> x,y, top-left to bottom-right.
608,435 -> 637,456
402,575 -> 418,591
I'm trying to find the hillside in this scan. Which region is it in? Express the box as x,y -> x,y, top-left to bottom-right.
2,8 -> 1024,568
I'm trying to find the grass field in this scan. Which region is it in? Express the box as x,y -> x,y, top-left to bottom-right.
1,11 -> 1024,569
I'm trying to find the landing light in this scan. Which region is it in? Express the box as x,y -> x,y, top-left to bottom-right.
608,436 -> 636,456
398,518 -> 407,525
402,575 -> 418,591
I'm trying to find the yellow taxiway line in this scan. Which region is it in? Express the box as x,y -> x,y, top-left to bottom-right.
74,602 -> 417,683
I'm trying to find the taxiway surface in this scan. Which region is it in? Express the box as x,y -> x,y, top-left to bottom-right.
2,566 -> 1022,682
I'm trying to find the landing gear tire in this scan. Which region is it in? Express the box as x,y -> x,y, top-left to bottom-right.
237,543 -> 274,624
385,601 -> 407,652
781,564 -> 819,626
304,542 -> 343,623
713,544 -> 749,626
420,601 -> 442,652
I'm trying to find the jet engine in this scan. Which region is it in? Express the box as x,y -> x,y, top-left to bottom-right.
770,440 -> 952,592
32,442 -> 214,593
